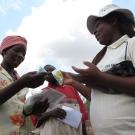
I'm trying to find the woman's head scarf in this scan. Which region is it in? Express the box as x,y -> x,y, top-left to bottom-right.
0,35 -> 27,54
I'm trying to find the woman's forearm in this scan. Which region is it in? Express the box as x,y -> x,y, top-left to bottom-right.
72,80 -> 91,100
97,72 -> 135,96
0,79 -> 24,105
36,112 -> 51,128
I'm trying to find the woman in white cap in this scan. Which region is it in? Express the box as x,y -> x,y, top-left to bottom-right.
63,4 -> 135,135
0,35 -> 49,135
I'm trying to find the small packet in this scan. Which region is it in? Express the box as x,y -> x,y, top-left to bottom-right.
38,67 -> 46,73
52,70 -> 63,85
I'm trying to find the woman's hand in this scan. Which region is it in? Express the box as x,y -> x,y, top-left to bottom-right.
20,71 -> 47,88
49,108 -> 66,119
72,61 -> 102,85
31,98 -> 49,115
23,98 -> 49,117
36,108 -> 66,128
62,71 -> 75,85
62,71 -> 91,100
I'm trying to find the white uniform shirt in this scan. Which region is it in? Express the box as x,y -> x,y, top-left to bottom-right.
90,35 -> 135,135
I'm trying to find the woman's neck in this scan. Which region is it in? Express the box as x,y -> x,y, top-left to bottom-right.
112,34 -> 123,43
110,30 -> 124,45
1,61 -> 14,74
1,62 -> 17,80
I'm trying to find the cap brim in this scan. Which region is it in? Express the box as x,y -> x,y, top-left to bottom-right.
87,8 -> 134,34
87,15 -> 98,34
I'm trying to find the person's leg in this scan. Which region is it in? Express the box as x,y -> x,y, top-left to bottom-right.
84,120 -> 94,135
82,123 -> 87,135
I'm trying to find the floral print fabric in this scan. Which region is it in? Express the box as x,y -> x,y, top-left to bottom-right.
0,66 -> 29,135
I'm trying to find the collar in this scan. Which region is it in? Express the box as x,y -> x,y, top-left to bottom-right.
0,65 -> 20,81
108,35 -> 129,49
0,65 -> 13,81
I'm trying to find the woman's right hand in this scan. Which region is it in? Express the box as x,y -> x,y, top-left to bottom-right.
20,71 -> 47,88
62,71 -> 80,87
62,72 -> 74,85
36,108 -> 66,128
31,98 -> 49,116
49,108 -> 66,119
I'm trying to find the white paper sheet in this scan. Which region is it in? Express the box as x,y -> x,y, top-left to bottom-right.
58,105 -> 82,128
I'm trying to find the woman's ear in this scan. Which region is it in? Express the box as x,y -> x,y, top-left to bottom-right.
2,50 -> 6,56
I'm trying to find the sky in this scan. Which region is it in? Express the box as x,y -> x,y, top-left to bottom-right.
0,0 -> 112,73
0,0 -> 135,93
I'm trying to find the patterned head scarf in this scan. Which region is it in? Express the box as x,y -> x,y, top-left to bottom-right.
0,35 -> 27,54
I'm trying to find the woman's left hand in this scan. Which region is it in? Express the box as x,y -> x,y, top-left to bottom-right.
31,98 -> 49,115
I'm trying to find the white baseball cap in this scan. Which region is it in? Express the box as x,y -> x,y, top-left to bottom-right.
87,4 -> 134,34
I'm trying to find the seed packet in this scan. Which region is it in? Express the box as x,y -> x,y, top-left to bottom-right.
52,70 -> 63,85
38,67 -> 46,73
